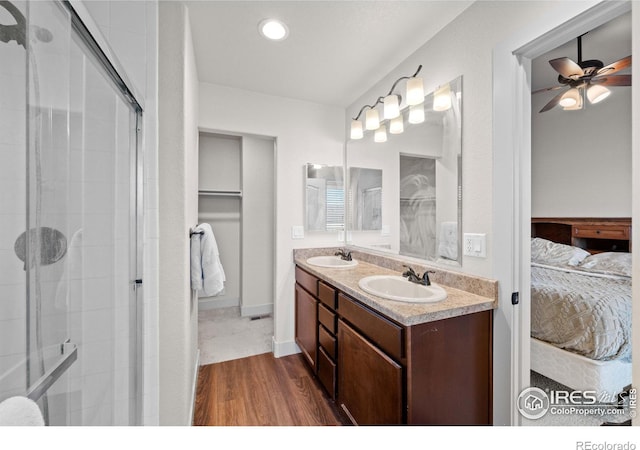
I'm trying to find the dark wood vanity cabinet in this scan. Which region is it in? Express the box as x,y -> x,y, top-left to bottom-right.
294,265 -> 493,425
294,268 -> 318,371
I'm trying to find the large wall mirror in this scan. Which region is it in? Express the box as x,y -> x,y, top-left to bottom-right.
346,76 -> 462,265
305,163 -> 344,231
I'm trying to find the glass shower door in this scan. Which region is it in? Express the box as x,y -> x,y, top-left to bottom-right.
0,0 -> 142,425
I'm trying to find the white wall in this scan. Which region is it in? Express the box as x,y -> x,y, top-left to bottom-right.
158,2 -> 199,425
198,83 -> 345,356
531,86 -> 631,217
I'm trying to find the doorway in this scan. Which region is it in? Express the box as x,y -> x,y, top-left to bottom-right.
196,131 -> 276,365
492,0 -> 633,425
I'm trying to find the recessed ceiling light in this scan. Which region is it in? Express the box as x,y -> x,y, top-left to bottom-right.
258,19 -> 289,41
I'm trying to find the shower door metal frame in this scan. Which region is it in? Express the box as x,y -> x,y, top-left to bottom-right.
59,0 -> 145,425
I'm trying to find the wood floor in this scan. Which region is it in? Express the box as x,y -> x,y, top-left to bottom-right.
193,352 -> 348,426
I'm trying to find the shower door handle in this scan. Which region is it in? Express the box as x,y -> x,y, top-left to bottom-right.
132,279 -> 143,291
26,339 -> 78,402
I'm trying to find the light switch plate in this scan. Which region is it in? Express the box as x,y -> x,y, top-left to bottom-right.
291,226 -> 304,239
463,233 -> 486,258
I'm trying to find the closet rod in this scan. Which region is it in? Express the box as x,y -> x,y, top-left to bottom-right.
198,189 -> 242,197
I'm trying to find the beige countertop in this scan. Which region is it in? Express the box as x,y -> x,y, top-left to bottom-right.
294,248 -> 498,327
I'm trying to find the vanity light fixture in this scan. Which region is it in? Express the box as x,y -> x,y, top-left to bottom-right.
433,84 -> 452,111
350,65 -> 423,140
258,19 -> 289,41
390,115 -> 404,134
365,108 -> 380,130
374,123 -> 387,143
408,103 -> 425,124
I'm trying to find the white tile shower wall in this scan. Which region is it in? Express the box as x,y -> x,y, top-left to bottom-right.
80,0 -> 159,425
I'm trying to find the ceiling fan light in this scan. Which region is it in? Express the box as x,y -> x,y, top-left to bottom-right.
350,119 -> 363,140
365,108 -> 380,130
559,88 -> 580,108
563,91 -> 583,110
587,84 -> 611,104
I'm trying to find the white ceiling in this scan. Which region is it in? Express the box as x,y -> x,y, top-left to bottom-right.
531,11 -> 632,93
185,1 -> 473,108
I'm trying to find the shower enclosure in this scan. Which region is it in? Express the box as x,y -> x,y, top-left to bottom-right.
0,0 -> 143,425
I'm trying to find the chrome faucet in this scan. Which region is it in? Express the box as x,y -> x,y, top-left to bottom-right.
335,248 -> 352,261
402,265 -> 435,286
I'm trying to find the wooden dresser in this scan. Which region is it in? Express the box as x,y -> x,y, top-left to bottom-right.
531,217 -> 631,253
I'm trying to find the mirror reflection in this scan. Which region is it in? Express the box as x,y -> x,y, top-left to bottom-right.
305,163 -> 344,231
348,167 -> 382,231
346,76 -> 462,264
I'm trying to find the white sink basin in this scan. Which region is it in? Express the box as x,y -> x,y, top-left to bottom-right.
358,275 -> 447,303
306,255 -> 358,269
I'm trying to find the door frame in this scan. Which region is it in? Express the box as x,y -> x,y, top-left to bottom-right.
492,0 -> 632,425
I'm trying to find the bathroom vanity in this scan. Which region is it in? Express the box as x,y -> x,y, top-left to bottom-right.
293,248 -> 498,425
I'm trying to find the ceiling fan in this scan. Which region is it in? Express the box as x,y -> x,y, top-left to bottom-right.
533,33 -> 631,113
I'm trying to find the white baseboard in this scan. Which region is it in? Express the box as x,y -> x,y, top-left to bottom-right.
189,349 -> 200,426
272,337 -> 300,358
241,303 -> 273,318
198,296 -> 239,310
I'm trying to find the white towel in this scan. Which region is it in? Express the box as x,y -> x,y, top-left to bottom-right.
438,221 -> 458,260
191,223 -> 226,297
0,396 -> 45,426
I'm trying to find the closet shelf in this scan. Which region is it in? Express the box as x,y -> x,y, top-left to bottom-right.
199,189 -> 243,197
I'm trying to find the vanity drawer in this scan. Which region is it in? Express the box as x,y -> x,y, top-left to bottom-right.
337,293 -> 403,362
573,225 -> 630,240
318,303 -> 336,334
319,324 -> 337,360
318,281 -> 337,309
295,266 -> 318,296
317,346 -> 336,400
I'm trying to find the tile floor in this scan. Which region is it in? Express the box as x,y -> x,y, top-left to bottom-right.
198,306 -> 274,365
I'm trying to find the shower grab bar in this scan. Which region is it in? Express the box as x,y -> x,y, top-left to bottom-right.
26,339 -> 78,402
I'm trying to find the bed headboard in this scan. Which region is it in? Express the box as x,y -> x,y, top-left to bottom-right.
531,217 -> 632,254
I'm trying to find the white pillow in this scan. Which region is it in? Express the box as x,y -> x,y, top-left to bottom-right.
531,237 -> 590,266
579,252 -> 632,277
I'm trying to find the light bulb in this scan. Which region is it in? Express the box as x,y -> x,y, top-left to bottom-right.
433,84 -> 452,111
258,19 -> 289,41
350,119 -> 363,139
559,88 -> 579,108
365,108 -> 380,130
374,123 -> 387,143
587,84 -> 610,104
383,94 -> 400,119
563,89 -> 584,110
390,115 -> 404,134
408,104 -> 424,124
406,77 -> 424,106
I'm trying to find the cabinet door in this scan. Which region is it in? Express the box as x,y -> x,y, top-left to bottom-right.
337,319 -> 403,425
295,283 -> 317,371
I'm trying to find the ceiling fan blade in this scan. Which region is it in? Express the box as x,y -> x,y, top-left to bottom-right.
549,57 -> 583,79
592,74 -> 631,86
596,55 -> 631,76
539,89 -> 568,113
532,85 -> 564,95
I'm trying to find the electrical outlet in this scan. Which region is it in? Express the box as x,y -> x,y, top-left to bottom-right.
463,233 -> 486,258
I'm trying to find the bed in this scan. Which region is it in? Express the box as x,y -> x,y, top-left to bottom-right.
530,218 -> 632,396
